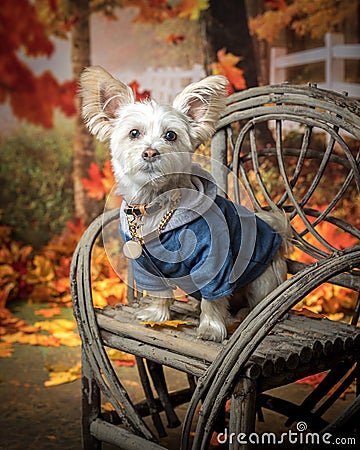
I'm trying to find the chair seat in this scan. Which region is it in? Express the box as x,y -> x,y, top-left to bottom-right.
96,298 -> 360,393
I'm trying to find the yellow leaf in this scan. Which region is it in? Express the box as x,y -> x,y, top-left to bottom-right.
44,362 -> 81,387
26,255 -> 55,284
52,331 -> 81,347
178,0 -> 209,20
92,291 -> 108,308
34,319 -> 76,333
0,264 -> 17,280
140,319 -> 192,328
106,348 -> 134,361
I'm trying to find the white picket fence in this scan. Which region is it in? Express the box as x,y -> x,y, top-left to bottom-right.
270,32 -> 360,98
129,64 -> 206,104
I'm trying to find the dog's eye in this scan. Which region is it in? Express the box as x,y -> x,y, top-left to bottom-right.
165,131 -> 177,142
129,129 -> 140,139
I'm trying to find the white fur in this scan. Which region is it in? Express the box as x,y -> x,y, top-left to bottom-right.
80,67 -> 292,343
137,292 -> 174,323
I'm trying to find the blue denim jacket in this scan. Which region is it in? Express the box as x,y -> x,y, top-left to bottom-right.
120,194 -> 282,301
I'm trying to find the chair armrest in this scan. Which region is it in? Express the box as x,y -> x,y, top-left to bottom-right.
182,244 -> 360,450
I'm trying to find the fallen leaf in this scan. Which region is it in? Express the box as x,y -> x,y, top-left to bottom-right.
102,402 -> 115,412
34,319 -> 77,333
17,324 -> 39,333
26,255 -> 55,284
166,33 -> 185,45
52,331 -> 81,347
35,307 -> 62,318
106,348 -> 136,366
44,362 -> 81,387
2,331 -> 61,347
0,341 -> 14,357
294,308 -> 325,319
113,360 -> 136,367
140,319 -> 192,328
296,372 -> 327,388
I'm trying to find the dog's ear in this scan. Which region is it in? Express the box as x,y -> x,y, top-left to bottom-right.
80,66 -> 135,141
173,75 -> 228,145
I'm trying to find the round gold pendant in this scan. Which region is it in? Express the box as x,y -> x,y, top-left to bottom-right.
123,240 -> 143,259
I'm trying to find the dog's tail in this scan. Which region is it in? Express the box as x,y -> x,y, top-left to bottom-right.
256,208 -> 293,255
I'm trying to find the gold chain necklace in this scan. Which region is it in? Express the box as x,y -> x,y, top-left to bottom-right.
123,192 -> 181,259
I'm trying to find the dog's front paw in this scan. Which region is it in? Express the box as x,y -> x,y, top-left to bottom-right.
136,297 -> 172,322
197,317 -> 227,343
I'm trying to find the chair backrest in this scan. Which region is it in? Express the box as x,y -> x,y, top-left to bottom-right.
211,84 -> 360,271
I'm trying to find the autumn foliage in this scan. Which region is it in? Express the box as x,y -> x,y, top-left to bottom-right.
0,0 -> 76,128
249,0 -> 358,43
210,48 -> 246,93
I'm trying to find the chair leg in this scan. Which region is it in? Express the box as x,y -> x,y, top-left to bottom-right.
146,360 -> 181,428
228,377 -> 257,450
81,349 -> 102,450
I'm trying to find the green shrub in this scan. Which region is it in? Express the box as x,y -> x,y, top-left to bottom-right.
0,123 -> 75,248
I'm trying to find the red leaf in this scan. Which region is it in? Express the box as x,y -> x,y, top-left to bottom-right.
166,33 -> 185,45
128,81 -> 151,102
296,373 -> 327,389
81,162 -> 106,200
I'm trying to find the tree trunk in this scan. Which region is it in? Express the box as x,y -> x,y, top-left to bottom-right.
245,0 -> 270,86
70,0 -> 95,223
201,0 -> 274,147
201,0 -> 259,88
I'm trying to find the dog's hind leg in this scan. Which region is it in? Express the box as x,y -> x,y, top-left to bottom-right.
245,252 -> 287,309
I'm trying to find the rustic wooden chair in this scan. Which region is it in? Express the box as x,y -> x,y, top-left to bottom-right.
70,83 -> 360,450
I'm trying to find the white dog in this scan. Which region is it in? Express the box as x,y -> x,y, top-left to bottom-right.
80,67 -> 291,342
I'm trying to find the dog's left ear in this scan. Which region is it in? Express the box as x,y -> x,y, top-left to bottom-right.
173,75 -> 228,145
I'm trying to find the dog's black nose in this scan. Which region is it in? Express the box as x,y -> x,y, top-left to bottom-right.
142,148 -> 159,161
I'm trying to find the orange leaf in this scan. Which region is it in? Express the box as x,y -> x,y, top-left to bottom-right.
0,341 -> 14,358
102,402 -> 115,412
210,48 -> 246,92
101,160 -> 116,194
1,331 -> 60,347
35,307 -> 62,318
81,162 -> 106,200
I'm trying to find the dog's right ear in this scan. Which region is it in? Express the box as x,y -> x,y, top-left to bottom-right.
80,66 -> 135,141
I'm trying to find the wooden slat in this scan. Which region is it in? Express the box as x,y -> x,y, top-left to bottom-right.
96,306 -> 360,385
